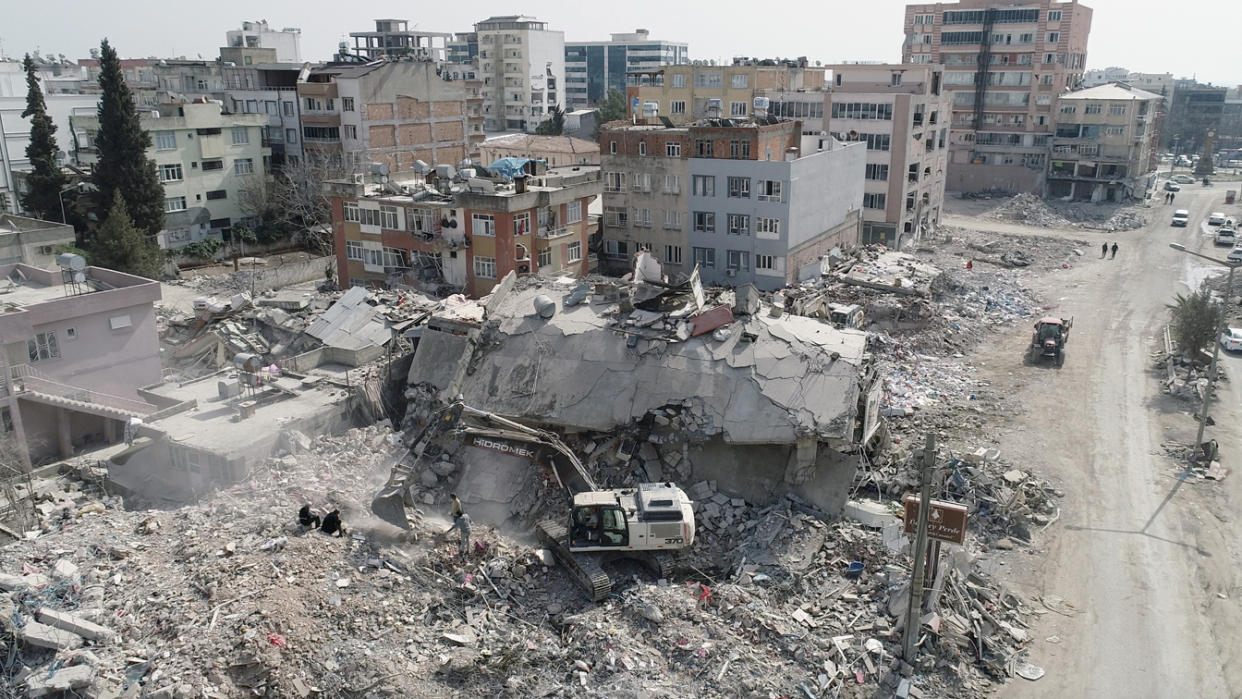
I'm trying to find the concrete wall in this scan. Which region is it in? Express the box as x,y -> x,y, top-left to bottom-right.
688,439 -> 854,515
237,254 -> 334,293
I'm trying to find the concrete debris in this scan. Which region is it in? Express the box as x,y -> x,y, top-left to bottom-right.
987,193 -> 1147,231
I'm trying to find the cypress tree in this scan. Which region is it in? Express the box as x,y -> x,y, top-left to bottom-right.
19,54 -> 68,221
92,39 -> 164,236
91,191 -> 162,279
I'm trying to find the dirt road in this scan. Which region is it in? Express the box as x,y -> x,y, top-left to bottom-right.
952,186 -> 1242,697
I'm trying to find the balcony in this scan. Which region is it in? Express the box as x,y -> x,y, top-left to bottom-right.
537,226 -> 576,240
8,364 -> 158,418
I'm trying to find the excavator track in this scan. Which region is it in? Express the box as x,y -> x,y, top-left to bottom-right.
536,519 -> 611,602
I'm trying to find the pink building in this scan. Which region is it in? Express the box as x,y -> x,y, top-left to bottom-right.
0,262 -> 163,462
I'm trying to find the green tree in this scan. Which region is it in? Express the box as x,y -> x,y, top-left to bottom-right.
18,54 -> 68,221
91,191 -> 162,278
596,89 -> 627,124
92,39 -> 164,236
535,105 -> 566,136
1169,289 -> 1224,359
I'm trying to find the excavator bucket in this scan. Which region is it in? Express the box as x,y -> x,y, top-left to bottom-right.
371,485 -> 411,530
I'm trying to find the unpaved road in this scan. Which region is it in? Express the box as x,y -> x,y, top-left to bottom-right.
951,186 -> 1242,697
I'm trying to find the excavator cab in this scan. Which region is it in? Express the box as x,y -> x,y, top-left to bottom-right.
569,494 -> 630,549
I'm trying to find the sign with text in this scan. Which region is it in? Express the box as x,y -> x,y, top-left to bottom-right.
902,496 -> 968,545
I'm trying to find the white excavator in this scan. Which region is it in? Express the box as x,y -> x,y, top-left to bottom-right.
371,400 -> 696,601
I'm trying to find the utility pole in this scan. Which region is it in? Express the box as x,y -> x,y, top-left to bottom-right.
1195,263 -> 1235,455
903,433 -> 935,662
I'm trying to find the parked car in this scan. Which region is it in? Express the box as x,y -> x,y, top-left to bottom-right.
1172,209 -> 1190,226
1172,174 -> 1196,184
1164,181 -> 1182,192
1209,212 -> 1228,225
1215,227 -> 1237,245
1228,246 -> 1242,262
1221,328 -> 1242,351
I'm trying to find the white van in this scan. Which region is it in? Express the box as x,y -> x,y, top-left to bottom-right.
1172,210 -> 1190,227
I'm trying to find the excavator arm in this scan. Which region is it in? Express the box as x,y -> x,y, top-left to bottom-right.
370,400 -> 597,529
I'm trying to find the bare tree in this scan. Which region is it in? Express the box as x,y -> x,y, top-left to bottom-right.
0,432 -> 35,532
269,158 -> 356,255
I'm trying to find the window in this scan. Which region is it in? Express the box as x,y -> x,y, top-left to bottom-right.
729,140 -> 751,159
862,134 -> 891,151
665,245 -> 683,265
283,101 -> 295,116
633,208 -> 652,227
1105,126 -> 1125,136
231,127 -> 249,145
164,196 -> 187,212
1019,33 -> 1034,43
513,212 -> 531,236
865,163 -> 889,180
756,254 -> 776,271
1084,103 -> 1102,115
605,172 -> 625,192
344,125 -> 358,139
726,250 -> 749,271
666,141 -> 681,157
1041,74 -> 1055,85
727,214 -> 749,235
670,101 -> 686,115
27,331 -> 59,362
1109,104 -> 1127,116
206,190 -> 227,201
155,131 -> 177,150
757,180 -> 783,202
159,163 -> 183,182
567,241 -> 582,262
566,201 -> 583,224
1059,105 -> 1076,114
377,206 -> 397,229
695,139 -> 713,157
342,97 -> 355,111
65,328 -> 77,340
609,140 -> 617,154
731,74 -> 748,89
1046,32 -> 1060,43
863,193 -> 887,209
202,159 -> 223,171
346,241 -> 364,260
344,202 -> 359,222
605,207 -> 628,228
631,173 -> 651,192
286,128 -> 298,142
1043,53 -> 1056,64
663,210 -> 681,229
694,71 -> 723,88
727,176 -> 751,199
232,158 -> 253,176
603,240 -> 629,259
756,217 -> 780,236
473,256 -> 497,279
670,73 -> 686,88
692,247 -> 715,269
1047,9 -> 1062,21
692,175 -> 715,197
538,248 -> 551,267
830,102 -> 895,120
891,72 -> 903,86
663,174 -> 681,193
693,211 -> 715,233
472,213 -> 496,236
729,101 -> 747,117
638,141 -> 647,156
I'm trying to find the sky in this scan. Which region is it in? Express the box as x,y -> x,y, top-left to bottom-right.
2,0 -> 1238,88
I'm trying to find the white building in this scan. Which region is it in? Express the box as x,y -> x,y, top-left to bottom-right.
474,16 -> 564,133
73,100 -> 270,249
224,20 -> 302,63
0,94 -> 99,215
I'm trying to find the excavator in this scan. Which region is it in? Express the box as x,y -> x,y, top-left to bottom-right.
371,400 -> 696,601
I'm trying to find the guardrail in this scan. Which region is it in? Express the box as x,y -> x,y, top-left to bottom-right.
9,365 -> 157,415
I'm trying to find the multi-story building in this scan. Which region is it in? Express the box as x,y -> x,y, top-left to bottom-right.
224,20 -> 302,63
0,93 -> 99,214
1166,80 -> 1226,155
0,214 -> 76,266
297,59 -> 476,174
329,161 -> 599,297
479,133 -> 601,167
825,64 -> 951,247
347,19 -> 452,63
73,99 -> 271,249
1048,82 -> 1160,201
1081,66 -> 1128,87
0,260 -> 162,461
902,0 -> 1093,193
1222,98 -> 1242,152
564,29 -> 689,111
600,118 -> 866,289
77,56 -> 157,94
626,59 -> 829,133
447,33 -> 480,65
474,16 -> 565,132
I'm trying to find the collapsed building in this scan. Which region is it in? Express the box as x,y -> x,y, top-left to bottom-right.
403,267 -> 883,517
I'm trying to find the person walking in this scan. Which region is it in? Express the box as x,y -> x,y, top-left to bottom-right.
1170,192 -> 1176,204
1110,242 -> 1119,259
1101,242 -> 1108,258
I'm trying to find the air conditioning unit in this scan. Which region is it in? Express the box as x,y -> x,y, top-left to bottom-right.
726,269 -> 737,277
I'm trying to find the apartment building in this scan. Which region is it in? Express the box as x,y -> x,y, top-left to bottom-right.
600,118 -> 866,290
1048,83 -> 1161,201
825,64 -> 951,247
224,20 -> 302,63
564,29 -> 689,111
73,99 -> 270,249
0,261 -> 162,461
447,33 -> 480,65
626,59 -> 829,133
902,0 -> 1093,193
346,19 -> 452,63
1166,81 -> 1226,154
473,16 -> 565,132
297,59 -> 476,174
0,92 -> 99,214
329,162 -> 599,297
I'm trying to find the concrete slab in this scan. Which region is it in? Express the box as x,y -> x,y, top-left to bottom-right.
38,607 -> 117,644
25,663 -> 95,697
22,620 -> 84,650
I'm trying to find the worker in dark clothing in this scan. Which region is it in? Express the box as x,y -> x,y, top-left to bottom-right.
1101,242 -> 1108,258
1110,242 -> 1119,259
298,504 -> 321,529
320,509 -> 346,537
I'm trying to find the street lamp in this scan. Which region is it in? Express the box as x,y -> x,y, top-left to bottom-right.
1168,243 -> 1240,457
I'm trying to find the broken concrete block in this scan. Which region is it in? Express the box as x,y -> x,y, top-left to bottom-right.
0,572 -> 49,592
419,470 -> 440,488
37,608 -> 117,644
22,620 -> 84,650
843,500 -> 895,529
25,663 -> 95,697
687,481 -> 713,501
430,459 -> 456,477
535,549 -> 555,567
52,559 -> 80,581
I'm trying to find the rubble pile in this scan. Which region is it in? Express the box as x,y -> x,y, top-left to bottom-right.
987,194 -> 1074,228
985,194 -> 1148,231
1156,351 -> 1228,402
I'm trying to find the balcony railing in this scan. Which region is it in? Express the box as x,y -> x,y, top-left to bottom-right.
537,226 -> 575,239
9,364 -> 158,416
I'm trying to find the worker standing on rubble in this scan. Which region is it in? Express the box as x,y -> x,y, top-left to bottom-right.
447,512 -> 472,558
450,493 -> 463,519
